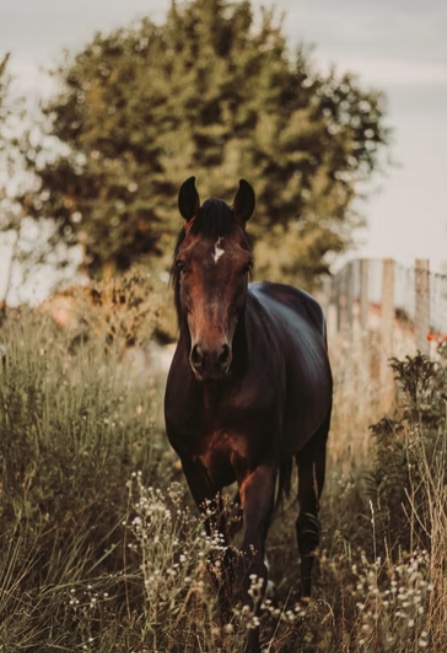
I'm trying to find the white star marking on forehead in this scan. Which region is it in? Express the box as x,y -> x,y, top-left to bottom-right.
212,237 -> 225,264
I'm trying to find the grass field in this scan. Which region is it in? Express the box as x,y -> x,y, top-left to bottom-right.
0,301 -> 445,652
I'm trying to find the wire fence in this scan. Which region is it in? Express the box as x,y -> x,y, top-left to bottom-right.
322,258 -> 447,352
320,259 -> 447,437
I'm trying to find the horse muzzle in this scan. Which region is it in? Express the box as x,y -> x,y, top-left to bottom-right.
189,341 -> 232,381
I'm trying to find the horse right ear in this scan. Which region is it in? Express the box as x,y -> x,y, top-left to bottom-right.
232,179 -> 255,223
178,176 -> 200,222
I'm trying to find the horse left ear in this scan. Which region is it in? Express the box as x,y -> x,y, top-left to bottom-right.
232,179 -> 255,223
178,176 -> 200,222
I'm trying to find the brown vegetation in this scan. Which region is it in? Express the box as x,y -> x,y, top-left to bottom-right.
0,291 -> 445,651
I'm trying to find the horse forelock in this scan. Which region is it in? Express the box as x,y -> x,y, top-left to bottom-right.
189,199 -> 237,240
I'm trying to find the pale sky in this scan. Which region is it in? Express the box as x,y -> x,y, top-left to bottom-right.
0,0 -> 446,302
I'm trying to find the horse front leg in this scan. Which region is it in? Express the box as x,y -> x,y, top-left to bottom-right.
180,458 -> 225,532
235,463 -> 276,653
180,459 -> 232,611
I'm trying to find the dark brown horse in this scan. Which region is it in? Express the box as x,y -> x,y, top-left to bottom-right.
164,177 -> 332,652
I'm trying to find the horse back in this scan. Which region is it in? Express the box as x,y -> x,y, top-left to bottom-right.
250,281 -> 327,345
249,282 -> 332,451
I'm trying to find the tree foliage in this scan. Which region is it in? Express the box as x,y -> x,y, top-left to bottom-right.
0,53 -> 13,195
20,0 -> 389,283
0,53 -> 10,125
0,53 -> 19,310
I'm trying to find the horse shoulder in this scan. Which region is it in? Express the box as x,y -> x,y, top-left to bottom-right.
249,281 -> 326,341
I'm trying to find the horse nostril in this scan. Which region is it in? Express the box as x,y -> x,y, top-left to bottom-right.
190,344 -> 203,370
191,342 -> 230,377
218,344 -> 231,368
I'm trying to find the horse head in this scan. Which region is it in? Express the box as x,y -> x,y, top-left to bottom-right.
173,177 -> 255,382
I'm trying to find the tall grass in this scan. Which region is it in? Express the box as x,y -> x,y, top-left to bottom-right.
0,303 -> 446,651
0,307 -> 171,650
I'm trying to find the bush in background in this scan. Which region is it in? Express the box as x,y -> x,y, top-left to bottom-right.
40,267 -> 177,353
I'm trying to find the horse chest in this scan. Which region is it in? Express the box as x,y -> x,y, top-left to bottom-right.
168,398 -> 271,472
199,428 -> 249,466
192,428 -> 262,491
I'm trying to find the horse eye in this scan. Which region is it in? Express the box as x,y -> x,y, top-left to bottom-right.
242,263 -> 252,275
176,260 -> 186,273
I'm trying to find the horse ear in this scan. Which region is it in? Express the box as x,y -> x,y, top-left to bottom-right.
232,179 -> 255,223
178,176 -> 200,221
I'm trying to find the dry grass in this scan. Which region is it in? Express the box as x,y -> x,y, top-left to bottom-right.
0,292 -> 446,652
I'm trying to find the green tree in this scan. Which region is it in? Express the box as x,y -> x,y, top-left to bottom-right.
0,53 -> 21,311
19,0 -> 389,284
0,55 -> 44,309
0,54 -> 10,128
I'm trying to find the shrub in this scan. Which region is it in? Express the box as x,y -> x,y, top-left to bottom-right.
40,268 -> 177,353
369,350 -> 447,558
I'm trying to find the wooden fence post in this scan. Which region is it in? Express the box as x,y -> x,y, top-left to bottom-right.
321,275 -> 335,339
346,261 -> 354,338
359,258 -> 369,330
381,259 -> 395,411
415,259 -> 430,355
337,265 -> 349,334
